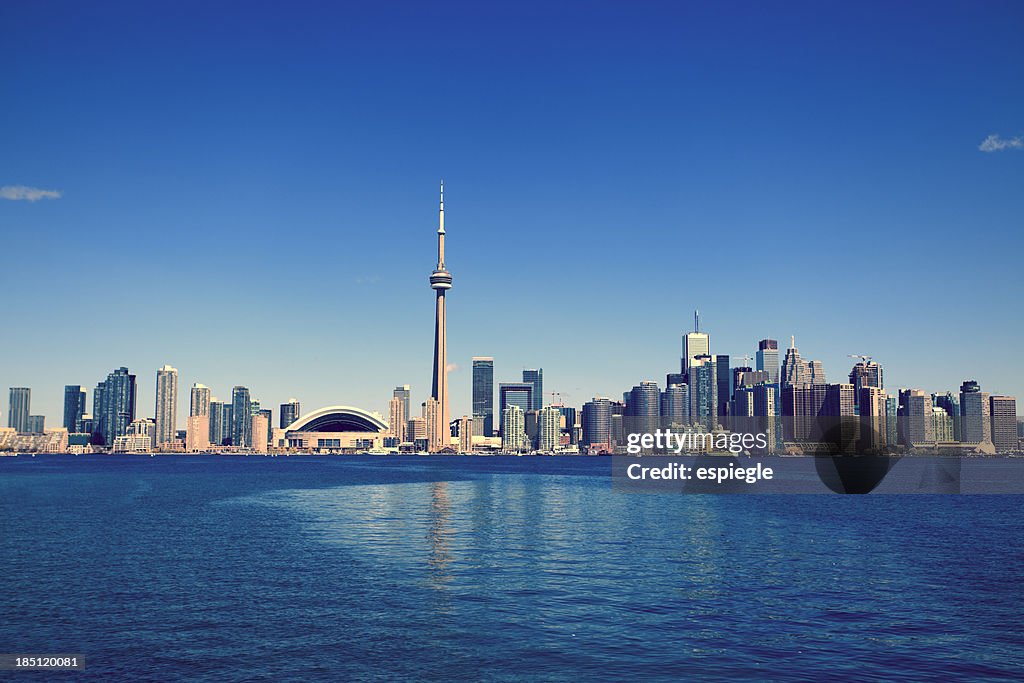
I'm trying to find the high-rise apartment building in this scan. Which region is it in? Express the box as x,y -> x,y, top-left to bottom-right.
537,406 -> 561,452
688,356 -> 718,429
472,358 -> 494,436
154,365 -> 179,449
903,389 -> 934,446
231,386 -> 252,447
389,396 -> 407,442
458,415 -> 473,453
186,415 -> 211,452
581,397 -> 612,452
63,385 -> 87,433
660,384 -> 689,426
93,367 -> 137,446
251,414 -> 269,454
190,383 -> 211,417
7,387 -> 30,433
26,415 -> 45,433
501,405 -> 527,453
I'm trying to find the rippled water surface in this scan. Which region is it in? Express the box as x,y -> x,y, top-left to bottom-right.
1,455 -> 1022,681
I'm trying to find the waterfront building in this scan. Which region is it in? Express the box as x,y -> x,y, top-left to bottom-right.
63,385 -> 87,433
7,387 -> 30,433
458,415 -> 473,453
932,407 -> 954,443
537,406 -> 561,452
990,395 -> 1018,452
501,405 -> 526,453
154,365 -> 178,449
472,358 -> 494,436
407,416 -> 427,444
960,380 -> 991,444
186,415 -> 211,452
424,397 -> 441,451
389,396 -> 407,442
581,397 -> 612,453
93,367 -> 137,446
283,406 -> 388,451
251,414 -> 269,453
113,418 -> 154,453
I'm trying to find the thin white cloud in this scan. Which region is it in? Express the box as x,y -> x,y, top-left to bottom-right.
979,134 -> 1024,152
0,185 -> 62,201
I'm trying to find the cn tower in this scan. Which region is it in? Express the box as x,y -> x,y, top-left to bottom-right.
429,180 -> 452,446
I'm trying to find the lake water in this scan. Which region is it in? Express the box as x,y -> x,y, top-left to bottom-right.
1,455 -> 1021,681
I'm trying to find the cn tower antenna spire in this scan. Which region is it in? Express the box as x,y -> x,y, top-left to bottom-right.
695,309 -> 699,333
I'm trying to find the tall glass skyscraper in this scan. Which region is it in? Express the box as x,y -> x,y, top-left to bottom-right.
715,355 -> 731,417
499,382 -> 533,424
154,365 -> 179,448
522,369 -> 543,410
7,387 -> 31,433
63,385 -> 87,432
231,386 -> 252,448
581,397 -> 612,451
93,368 -> 136,446
472,358 -> 494,436
756,339 -> 780,385
280,398 -> 301,429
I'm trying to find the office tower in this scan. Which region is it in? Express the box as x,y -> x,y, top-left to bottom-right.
625,381 -> 660,437
558,406 -> 578,445
186,415 -> 211,452
581,397 -> 612,452
666,372 -> 686,388
990,396 -> 1017,452
688,356 -> 718,429
756,339 -> 780,385
501,405 -> 526,453
209,400 -> 224,445
231,386 -> 252,447
388,396 -> 407,442
523,369 -> 543,411
250,414 -> 269,453
735,369 -> 769,391
959,380 -> 991,444
537,406 -> 561,452
660,384 -> 689,427
932,407 -> 954,443
280,398 -> 301,429
885,394 -> 899,447
190,383 -> 211,417
859,387 -> 889,452
782,384 -> 827,442
781,337 -> 807,388
824,384 -> 856,417
429,181 -> 453,448
807,360 -> 826,385
499,383 -> 533,424
458,415 -> 473,453
903,390 -> 934,446
407,416 -> 427,444
472,358 -> 494,436
7,387 -> 30,433
26,415 -> 44,433
63,385 -> 87,433
153,365 -> 179,449
423,398 -> 440,451
753,383 -> 782,453
849,362 -> 883,393
933,392 -> 961,442
93,367 -> 137,446
681,310 -> 710,375
715,355 -> 731,417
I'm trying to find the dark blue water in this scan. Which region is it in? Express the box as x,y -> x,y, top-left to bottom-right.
1,455 -> 1021,681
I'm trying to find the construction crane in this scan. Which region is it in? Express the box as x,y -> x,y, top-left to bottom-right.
734,354 -> 754,367
547,391 -> 568,407
848,354 -> 874,365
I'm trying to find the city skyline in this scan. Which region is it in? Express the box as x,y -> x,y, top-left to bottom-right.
3,2 -> 1023,424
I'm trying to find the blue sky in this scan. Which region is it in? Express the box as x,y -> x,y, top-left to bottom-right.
2,0 -> 1022,425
